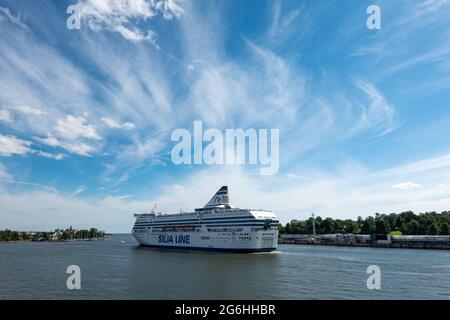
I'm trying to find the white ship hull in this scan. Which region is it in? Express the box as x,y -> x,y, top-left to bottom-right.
131,186 -> 279,253
132,229 -> 278,253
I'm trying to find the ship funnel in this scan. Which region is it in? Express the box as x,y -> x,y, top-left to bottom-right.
203,186 -> 230,208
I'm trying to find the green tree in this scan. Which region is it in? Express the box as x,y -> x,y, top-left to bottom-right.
428,223 -> 440,235
404,220 -> 421,235
375,219 -> 389,234
440,222 -> 450,235
321,218 -> 335,234
361,217 -> 376,234
285,223 -> 291,234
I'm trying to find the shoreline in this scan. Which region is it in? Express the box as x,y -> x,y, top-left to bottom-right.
279,234 -> 450,250
0,238 -> 106,244
279,240 -> 450,251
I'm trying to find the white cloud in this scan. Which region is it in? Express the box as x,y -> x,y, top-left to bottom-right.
0,162 -> 13,180
391,182 -> 421,191
0,135 -> 31,156
36,134 -> 96,157
71,185 -> 86,196
284,173 -> 314,181
101,117 -> 135,130
35,135 -> 60,148
0,6 -> 28,30
269,0 -> 307,44
352,79 -> 399,136
155,0 -> 184,20
114,25 -> 157,44
32,150 -> 68,160
397,0 -> 450,26
4,156 -> 450,232
59,141 -> 96,157
55,115 -> 102,141
3,149 -> 450,232
187,41 -> 305,128
112,172 -> 129,187
0,109 -> 13,123
118,136 -> 165,162
0,25 -> 93,149
12,105 -> 47,116
379,153 -> 450,177
30,115 -> 103,156
0,105 -> 45,124
0,191 -> 135,232
77,0 -> 184,42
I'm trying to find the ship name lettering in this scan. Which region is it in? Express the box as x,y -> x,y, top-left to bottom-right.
175,234 -> 191,244
158,234 -> 191,244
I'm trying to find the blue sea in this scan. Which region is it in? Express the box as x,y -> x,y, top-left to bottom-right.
1,234 -> 449,299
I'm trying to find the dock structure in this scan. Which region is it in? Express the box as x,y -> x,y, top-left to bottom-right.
278,234 -> 450,250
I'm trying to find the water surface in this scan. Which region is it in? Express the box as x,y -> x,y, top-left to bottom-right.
1,234 -> 449,299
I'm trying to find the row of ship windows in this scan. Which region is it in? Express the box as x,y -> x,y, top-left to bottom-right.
137,216 -> 254,223
135,223 -> 279,229
134,228 -> 276,232
206,237 -> 251,241
134,227 -> 277,231
200,236 -> 251,240
137,222 -> 277,226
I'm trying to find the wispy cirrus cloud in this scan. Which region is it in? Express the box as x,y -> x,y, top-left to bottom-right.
0,1 -> 177,164
71,185 -> 86,196
379,153 -> 450,177
351,79 -> 399,136
0,6 -> 28,30
350,0 -> 450,97
268,0 -> 311,46
0,162 -> 13,180
11,105 -> 47,116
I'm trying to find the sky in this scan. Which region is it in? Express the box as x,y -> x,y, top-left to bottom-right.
1,0 -> 450,232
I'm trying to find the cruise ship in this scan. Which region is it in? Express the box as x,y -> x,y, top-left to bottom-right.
132,186 -> 279,252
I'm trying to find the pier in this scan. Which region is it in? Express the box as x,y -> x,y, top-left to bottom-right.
278,234 -> 450,250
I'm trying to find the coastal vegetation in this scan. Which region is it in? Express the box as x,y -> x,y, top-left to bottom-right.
0,227 -> 105,242
278,211 -> 450,235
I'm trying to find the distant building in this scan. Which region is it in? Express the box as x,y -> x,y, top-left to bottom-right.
51,230 -> 63,241
65,226 -> 78,233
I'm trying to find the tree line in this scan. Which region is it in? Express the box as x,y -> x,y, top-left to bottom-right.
0,230 -> 29,241
61,228 -> 105,240
278,211 -> 450,235
0,228 -> 105,242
